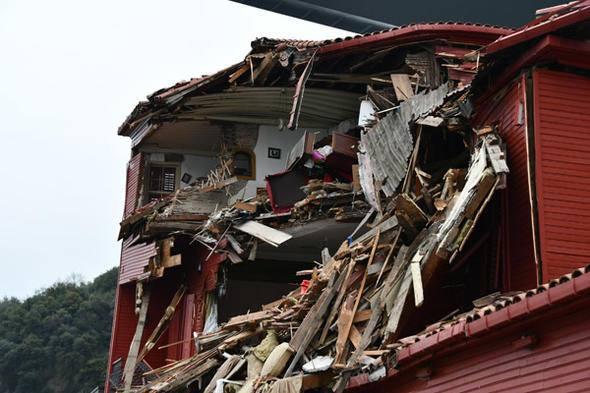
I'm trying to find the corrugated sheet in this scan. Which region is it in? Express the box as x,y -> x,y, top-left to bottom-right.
123,153 -> 143,217
474,77 -> 536,291
185,87 -> 360,129
119,236 -> 156,284
533,69 -> 590,282
361,84 -> 449,197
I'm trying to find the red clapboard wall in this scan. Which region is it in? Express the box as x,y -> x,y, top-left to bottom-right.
533,69 -> 590,282
106,283 -> 138,385
124,152 -> 143,217
119,236 -> 156,284
474,76 -> 537,291
349,299 -> 590,393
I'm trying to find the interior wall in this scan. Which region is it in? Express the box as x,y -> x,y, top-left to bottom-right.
145,152 -> 218,186
237,125 -> 329,200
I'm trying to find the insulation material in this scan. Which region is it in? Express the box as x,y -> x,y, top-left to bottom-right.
203,293 -> 219,334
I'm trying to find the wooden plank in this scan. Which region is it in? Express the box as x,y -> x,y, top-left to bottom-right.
352,309 -> 373,323
200,176 -> 238,192
225,310 -> 272,330
226,234 -> 244,255
228,62 -> 250,83
334,292 -> 356,365
352,164 -> 361,192
335,229 -> 380,366
137,285 -> 186,363
285,271 -> 346,377
352,216 -> 397,246
123,287 -> 150,392
385,267 -> 413,335
235,201 -> 258,213
160,239 -> 182,269
410,259 -> 424,307
235,221 -> 293,247
318,261 -> 356,344
390,74 -> 414,101
349,324 -> 362,349
376,229 -> 401,285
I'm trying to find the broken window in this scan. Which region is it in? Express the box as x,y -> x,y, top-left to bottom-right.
147,164 -> 179,201
232,150 -> 255,179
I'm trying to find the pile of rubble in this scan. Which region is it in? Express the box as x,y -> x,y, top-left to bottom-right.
127,116 -> 508,392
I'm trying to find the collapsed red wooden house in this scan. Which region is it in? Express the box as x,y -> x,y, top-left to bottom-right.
105,2 -> 590,392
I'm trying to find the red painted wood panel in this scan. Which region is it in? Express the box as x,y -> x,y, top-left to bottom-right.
105,283 -> 138,389
119,236 -> 156,284
533,69 -> 590,282
124,152 -> 143,217
474,77 -> 537,290
181,294 -> 195,359
350,301 -> 590,393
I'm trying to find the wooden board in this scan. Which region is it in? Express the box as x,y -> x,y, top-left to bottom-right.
235,221 -> 293,247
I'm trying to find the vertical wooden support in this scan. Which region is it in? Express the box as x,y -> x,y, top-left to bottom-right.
123,285 -> 150,392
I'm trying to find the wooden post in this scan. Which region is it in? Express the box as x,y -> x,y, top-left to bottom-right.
123,285 -> 150,392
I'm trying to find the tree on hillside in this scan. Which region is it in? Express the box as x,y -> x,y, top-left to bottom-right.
0,267 -> 117,393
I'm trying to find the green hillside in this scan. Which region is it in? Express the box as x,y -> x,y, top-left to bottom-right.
0,267 -> 117,393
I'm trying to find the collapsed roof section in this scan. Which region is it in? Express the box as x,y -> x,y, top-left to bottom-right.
117,22 -> 511,147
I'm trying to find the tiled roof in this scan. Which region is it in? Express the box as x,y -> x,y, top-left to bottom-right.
252,22 -> 513,52
484,0 -> 590,54
398,265 -> 590,359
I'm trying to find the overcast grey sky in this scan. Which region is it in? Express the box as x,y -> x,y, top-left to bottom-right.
0,0 -> 347,298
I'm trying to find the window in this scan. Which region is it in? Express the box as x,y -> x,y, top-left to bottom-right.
147,164 -> 179,201
232,150 -> 255,180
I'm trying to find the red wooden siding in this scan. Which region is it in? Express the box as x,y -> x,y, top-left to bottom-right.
474,77 -> 537,290
533,69 -> 590,281
119,236 -> 156,284
349,301 -> 590,392
106,282 -> 138,389
124,152 -> 143,217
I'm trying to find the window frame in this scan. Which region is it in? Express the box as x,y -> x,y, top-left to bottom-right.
144,161 -> 181,202
232,148 -> 256,180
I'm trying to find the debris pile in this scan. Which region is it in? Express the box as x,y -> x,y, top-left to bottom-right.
111,22 -> 518,393
127,118 -> 508,392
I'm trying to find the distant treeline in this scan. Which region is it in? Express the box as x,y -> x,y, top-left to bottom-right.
0,267 -> 117,393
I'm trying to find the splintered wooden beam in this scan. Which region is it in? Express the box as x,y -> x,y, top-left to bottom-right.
137,285 -> 186,363
319,261 -> 356,345
334,292 -> 356,366
285,270 -> 346,377
335,229 -> 380,366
